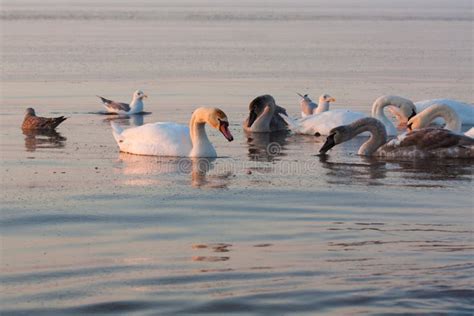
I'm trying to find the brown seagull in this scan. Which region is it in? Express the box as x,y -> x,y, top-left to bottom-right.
22,108 -> 67,131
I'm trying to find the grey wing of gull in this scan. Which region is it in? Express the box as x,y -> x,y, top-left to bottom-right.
98,96 -> 131,112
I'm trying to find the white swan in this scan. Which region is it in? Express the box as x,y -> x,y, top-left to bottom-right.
282,94 -> 365,136
98,90 -> 147,114
111,107 -> 234,157
390,98 -> 474,126
371,95 -> 417,136
297,93 -> 335,117
407,104 -> 474,138
319,117 -> 474,159
280,95 -> 413,136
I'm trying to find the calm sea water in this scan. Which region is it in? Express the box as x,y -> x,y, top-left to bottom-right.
1,0 -> 473,315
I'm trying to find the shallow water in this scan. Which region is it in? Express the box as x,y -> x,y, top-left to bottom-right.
1,0 -> 473,315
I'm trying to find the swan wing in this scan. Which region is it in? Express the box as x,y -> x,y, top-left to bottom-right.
382,128 -> 474,158
278,113 -> 301,133
270,105 -> 289,131
113,122 -> 192,157
298,110 -> 368,136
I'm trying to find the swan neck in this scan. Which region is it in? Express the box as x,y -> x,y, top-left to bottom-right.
420,105 -> 461,132
348,120 -> 387,156
189,111 -> 213,156
252,106 -> 274,131
190,116 -> 211,147
372,99 -> 396,135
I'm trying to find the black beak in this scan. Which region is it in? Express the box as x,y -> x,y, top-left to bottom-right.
408,109 -> 417,120
247,110 -> 258,128
319,134 -> 336,154
407,122 -> 413,131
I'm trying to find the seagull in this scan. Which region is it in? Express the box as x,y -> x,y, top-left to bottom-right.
297,92 -> 318,117
22,108 -> 67,131
97,90 -> 148,115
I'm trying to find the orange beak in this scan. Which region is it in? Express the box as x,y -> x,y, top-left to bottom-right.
219,121 -> 234,142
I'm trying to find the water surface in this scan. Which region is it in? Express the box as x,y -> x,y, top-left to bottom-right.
1,0 -> 473,315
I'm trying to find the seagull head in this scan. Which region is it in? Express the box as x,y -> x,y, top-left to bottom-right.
133,90 -> 148,100
319,94 -> 336,104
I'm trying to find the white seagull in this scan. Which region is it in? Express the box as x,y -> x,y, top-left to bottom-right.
98,90 -> 148,115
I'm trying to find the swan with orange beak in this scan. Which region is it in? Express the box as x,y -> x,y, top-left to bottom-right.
112,107 -> 233,157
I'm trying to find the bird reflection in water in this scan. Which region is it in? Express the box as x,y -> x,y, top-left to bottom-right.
102,113 -> 146,127
318,154 -> 388,186
319,153 -> 473,187
23,129 -> 66,152
245,130 -> 289,162
388,158 -> 474,183
117,154 -> 232,188
189,158 -> 233,188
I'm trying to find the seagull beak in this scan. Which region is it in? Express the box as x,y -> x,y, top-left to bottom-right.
143,94 -> 148,98
296,92 -> 305,98
319,134 -> 337,154
328,97 -> 336,102
219,121 -> 234,142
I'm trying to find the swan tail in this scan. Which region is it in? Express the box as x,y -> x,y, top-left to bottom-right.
110,122 -> 125,144
279,113 -> 300,132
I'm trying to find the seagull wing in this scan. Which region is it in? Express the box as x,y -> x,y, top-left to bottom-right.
98,96 -> 131,112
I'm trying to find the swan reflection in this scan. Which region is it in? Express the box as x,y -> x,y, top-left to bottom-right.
389,158 -> 474,182
245,130 -> 289,162
117,154 -> 231,188
319,149 -> 473,186
23,130 -> 66,152
318,154 -> 388,186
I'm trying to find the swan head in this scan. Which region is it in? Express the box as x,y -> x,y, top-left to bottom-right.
318,94 -> 336,104
247,95 -> 276,128
25,108 -> 36,116
387,106 -> 417,129
406,110 -> 421,131
207,108 -> 234,142
406,103 -> 458,132
319,125 -> 350,154
133,90 -> 147,100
